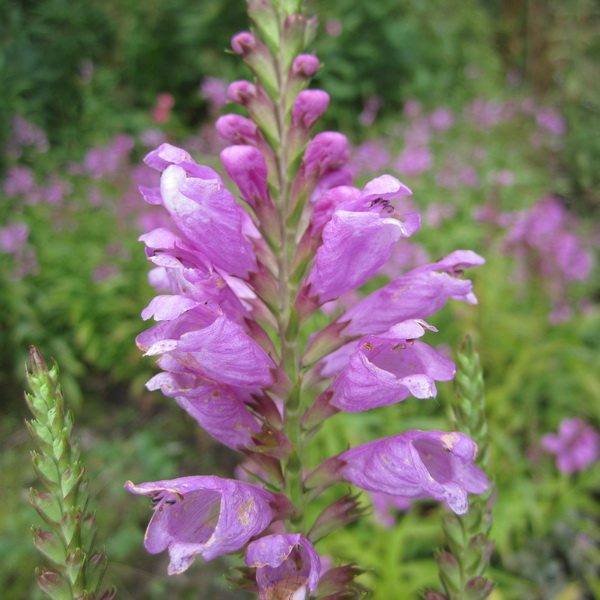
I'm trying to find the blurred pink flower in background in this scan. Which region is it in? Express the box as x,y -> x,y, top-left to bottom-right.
542,418 -> 600,474
395,146 -> 432,177
429,108 -> 454,131
200,76 -> 228,114
370,492 -> 412,528
535,107 -> 566,136
350,141 -> 391,176
359,95 -> 382,127
4,166 -> 35,197
152,93 -> 175,124
491,170 -> 515,187
0,223 -> 29,254
6,116 -> 49,158
326,18 -> 342,37
403,99 -> 421,119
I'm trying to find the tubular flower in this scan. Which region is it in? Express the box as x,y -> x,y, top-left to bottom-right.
137,298 -> 275,388
337,431 -> 489,515
305,175 -> 418,303
139,227 -> 249,321
145,368 -> 262,450
125,476 -> 279,574
245,534 -> 321,599
339,250 -> 485,336
322,320 -> 455,412
141,143 -> 257,278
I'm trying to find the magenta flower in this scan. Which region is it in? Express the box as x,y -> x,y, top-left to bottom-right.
337,430 -> 489,514
137,298 -> 275,388
302,132 -> 350,178
322,320 -> 455,412
245,533 -> 321,599
125,476 -> 278,574
292,54 -> 320,77
339,250 -> 485,336
541,418 -> 600,474
142,143 -> 258,278
146,368 -> 262,450
139,227 -> 248,321
305,175 -> 417,303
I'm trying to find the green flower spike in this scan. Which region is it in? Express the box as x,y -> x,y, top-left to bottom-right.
424,336 -> 495,600
25,346 -> 115,600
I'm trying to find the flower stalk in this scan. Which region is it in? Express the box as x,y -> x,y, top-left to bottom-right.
127,0 -> 489,597
25,346 -> 115,600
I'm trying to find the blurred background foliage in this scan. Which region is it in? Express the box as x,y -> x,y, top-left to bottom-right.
1,0 -> 600,599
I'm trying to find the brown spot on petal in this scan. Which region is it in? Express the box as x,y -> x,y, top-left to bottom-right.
238,496 -> 256,527
363,342 -> 373,351
440,433 -> 459,449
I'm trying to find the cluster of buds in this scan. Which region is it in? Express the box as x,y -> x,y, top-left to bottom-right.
127,0 -> 489,597
25,347 -> 115,600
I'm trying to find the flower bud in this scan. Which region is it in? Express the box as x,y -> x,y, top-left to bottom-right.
230,33 -> 278,99
215,114 -> 258,146
308,493 -> 367,541
221,145 -> 269,208
292,89 -> 330,129
231,31 -> 257,56
32,527 -> 67,566
36,568 -> 72,599
316,563 -> 369,598
228,80 -> 258,105
246,534 -> 321,599
293,54 -> 320,77
465,577 -> 494,599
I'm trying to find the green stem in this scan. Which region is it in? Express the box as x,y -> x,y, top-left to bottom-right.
271,5 -> 306,531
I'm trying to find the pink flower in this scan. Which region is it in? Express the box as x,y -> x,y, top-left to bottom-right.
200,76 -> 228,111
152,93 -> 175,124
339,250 -> 485,336
245,534 -> 321,599
0,223 -> 29,254
142,143 -> 258,278
125,476 -> 279,574
337,430 -> 489,514
305,175 -> 416,303
322,320 -> 455,412
395,146 -> 433,177
542,418 -> 600,474
429,108 -> 454,131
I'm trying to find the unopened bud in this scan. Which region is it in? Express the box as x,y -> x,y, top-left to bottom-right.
231,31 -> 257,56
215,114 -> 258,145
293,54 -> 320,77
228,80 -> 258,105
292,90 -> 330,129
309,493 -> 367,541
